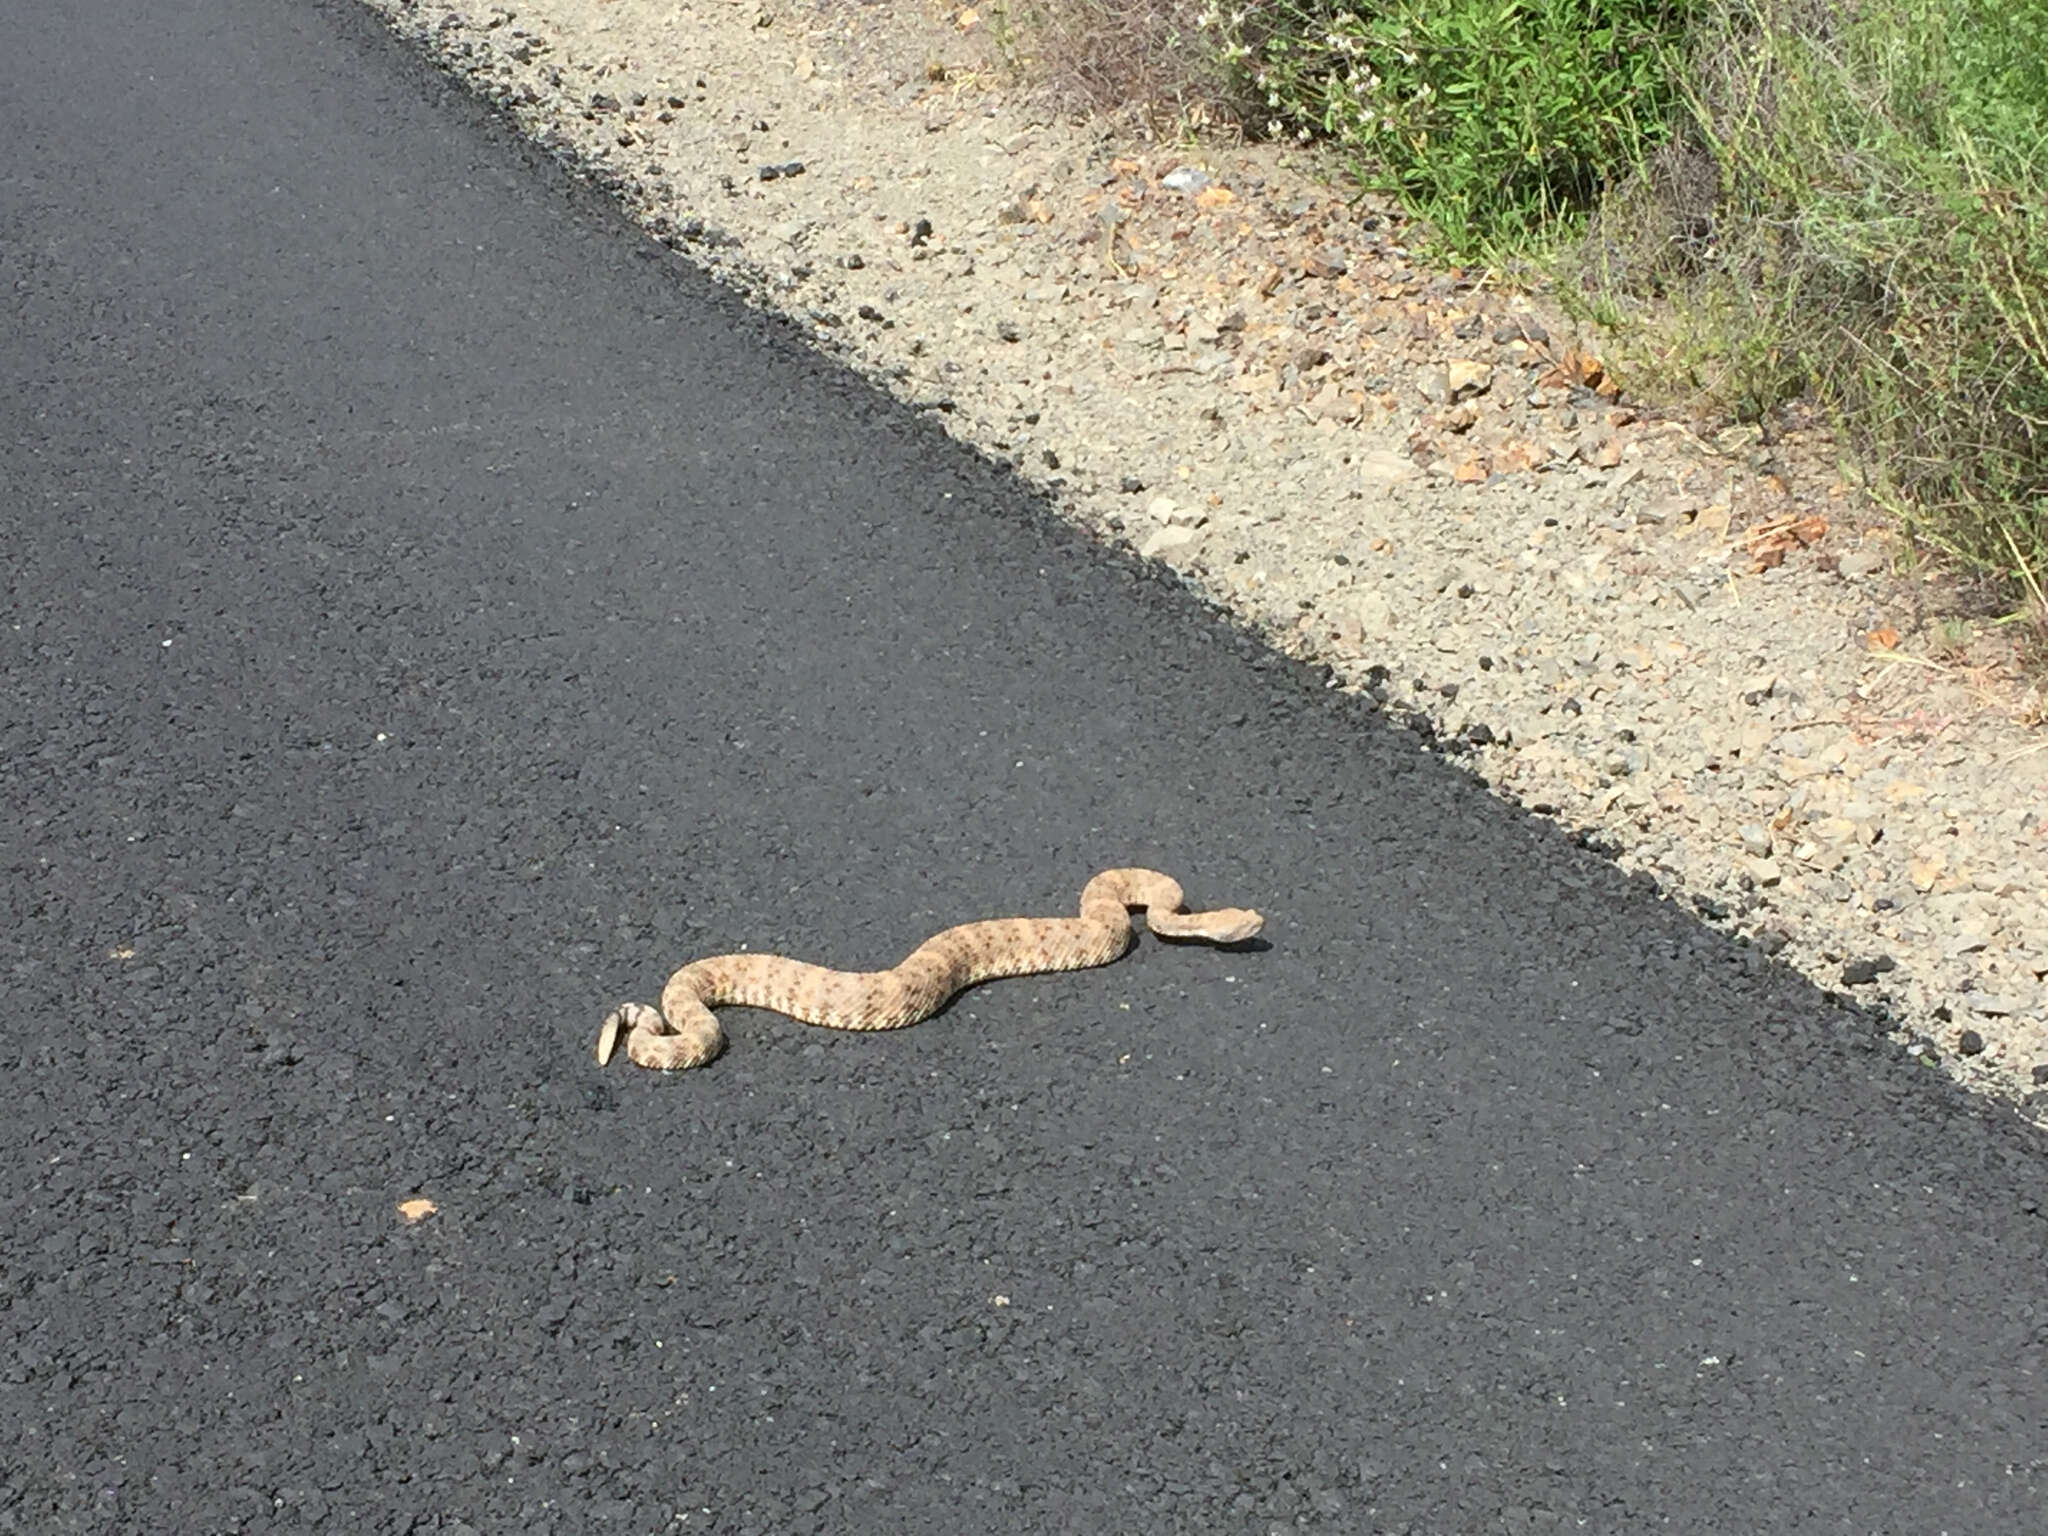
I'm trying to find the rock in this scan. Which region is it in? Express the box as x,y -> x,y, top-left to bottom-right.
1797,840 -> 1848,871
1740,855 -> 1781,886
1139,524 -> 1201,559
1693,503 -> 1732,537
1303,246 -> 1347,279
1344,592 -> 1394,638
1574,432 -> 1623,469
1959,991 -> 2025,1017
1841,955 -> 1897,985
1445,360 -> 1493,398
1643,493 -> 1701,526
1738,673 -> 1779,705
1957,1029 -> 1985,1056
1297,379 -> 1343,421
1355,450 -> 1418,485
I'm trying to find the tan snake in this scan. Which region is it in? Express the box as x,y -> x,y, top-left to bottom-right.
595,867 -> 1263,1070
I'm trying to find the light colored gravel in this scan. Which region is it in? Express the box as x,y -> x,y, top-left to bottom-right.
360,0 -> 2048,1128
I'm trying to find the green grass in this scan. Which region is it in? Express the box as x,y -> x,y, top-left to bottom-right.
1652,0 -> 2048,602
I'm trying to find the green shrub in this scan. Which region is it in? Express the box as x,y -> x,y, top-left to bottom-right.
1209,0 -> 1700,249
1622,0 -> 2048,589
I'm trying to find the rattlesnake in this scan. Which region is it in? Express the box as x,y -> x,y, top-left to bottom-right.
596,867 -> 1263,1070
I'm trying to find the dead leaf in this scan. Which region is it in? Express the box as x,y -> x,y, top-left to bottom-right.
1867,625 -> 1901,650
1492,438 -> 1552,474
1194,185 -> 1235,209
1538,348 -> 1613,396
397,1198 -> 437,1224
1744,512 -> 1829,571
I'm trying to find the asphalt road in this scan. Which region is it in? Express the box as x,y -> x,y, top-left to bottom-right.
3,1 -> 2043,1531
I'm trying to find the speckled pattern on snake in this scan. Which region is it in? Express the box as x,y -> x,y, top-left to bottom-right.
595,868 -> 1263,1070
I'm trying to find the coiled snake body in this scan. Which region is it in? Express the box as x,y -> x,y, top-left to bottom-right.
596,867 -> 1262,1070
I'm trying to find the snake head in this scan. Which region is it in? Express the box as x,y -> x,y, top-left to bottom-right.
1208,907 -> 1264,944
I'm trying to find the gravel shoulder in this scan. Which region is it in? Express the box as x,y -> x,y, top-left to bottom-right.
360,0 -> 2047,1127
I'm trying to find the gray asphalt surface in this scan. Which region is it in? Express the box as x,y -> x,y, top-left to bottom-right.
4,1 -> 2043,1531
